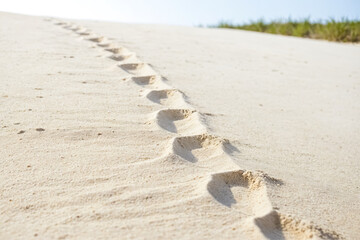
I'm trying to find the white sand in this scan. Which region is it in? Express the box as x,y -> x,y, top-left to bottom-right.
1,12 -> 359,239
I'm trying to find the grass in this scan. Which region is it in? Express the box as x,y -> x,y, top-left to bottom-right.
215,18 -> 360,42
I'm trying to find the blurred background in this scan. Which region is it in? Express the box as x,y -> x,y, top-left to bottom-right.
1,0 -> 359,26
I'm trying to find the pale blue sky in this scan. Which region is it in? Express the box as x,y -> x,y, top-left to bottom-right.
1,0 -> 359,26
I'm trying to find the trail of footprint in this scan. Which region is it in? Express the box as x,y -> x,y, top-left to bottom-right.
152,109 -> 206,135
51,20 -> 342,240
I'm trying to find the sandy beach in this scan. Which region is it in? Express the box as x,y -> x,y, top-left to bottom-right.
1,12 -> 359,239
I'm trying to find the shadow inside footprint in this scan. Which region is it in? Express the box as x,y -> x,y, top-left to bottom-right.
109,54 -> 132,62
106,48 -> 124,54
172,136 -> 204,162
146,89 -> 186,107
254,211 -> 286,240
208,171 -> 288,240
119,63 -> 156,76
88,36 -> 105,43
132,75 -> 158,86
172,134 -> 225,162
207,170 -> 248,207
156,109 -> 195,133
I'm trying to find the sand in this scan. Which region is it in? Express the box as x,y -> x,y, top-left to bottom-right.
0,12 -> 359,239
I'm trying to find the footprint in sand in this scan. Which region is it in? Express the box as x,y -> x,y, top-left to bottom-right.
119,63 -> 156,76
207,170 -> 255,213
105,47 -> 125,54
207,170 -> 336,240
145,89 -> 188,108
87,36 -> 106,43
154,109 -> 206,135
97,43 -> 113,48
126,75 -> 169,89
207,170 -> 286,239
171,134 -> 227,163
78,31 -> 92,36
54,22 -> 66,26
108,54 -> 136,63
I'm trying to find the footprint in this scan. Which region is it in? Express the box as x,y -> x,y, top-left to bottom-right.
98,43 -> 114,48
207,170 -> 255,210
109,54 -> 136,63
105,47 -> 125,54
54,22 -> 66,26
119,63 -> 155,76
87,36 -> 106,43
154,109 -> 206,135
254,211 -> 338,240
71,26 -> 84,32
145,89 -> 188,108
78,31 -> 92,36
128,75 -> 168,89
207,170 -> 333,240
64,24 -> 78,30
207,170 -> 284,238
171,134 -> 227,162
132,75 -> 158,85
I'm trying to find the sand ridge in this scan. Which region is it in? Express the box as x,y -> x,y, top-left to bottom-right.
48,18 -> 343,239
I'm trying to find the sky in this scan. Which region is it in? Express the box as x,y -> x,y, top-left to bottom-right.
1,0 -> 359,26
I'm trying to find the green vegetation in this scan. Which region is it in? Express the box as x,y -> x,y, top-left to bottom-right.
216,19 -> 360,42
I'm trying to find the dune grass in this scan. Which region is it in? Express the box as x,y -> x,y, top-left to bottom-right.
216,19 -> 360,42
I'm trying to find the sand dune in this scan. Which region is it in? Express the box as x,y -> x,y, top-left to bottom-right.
1,12 -> 358,239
